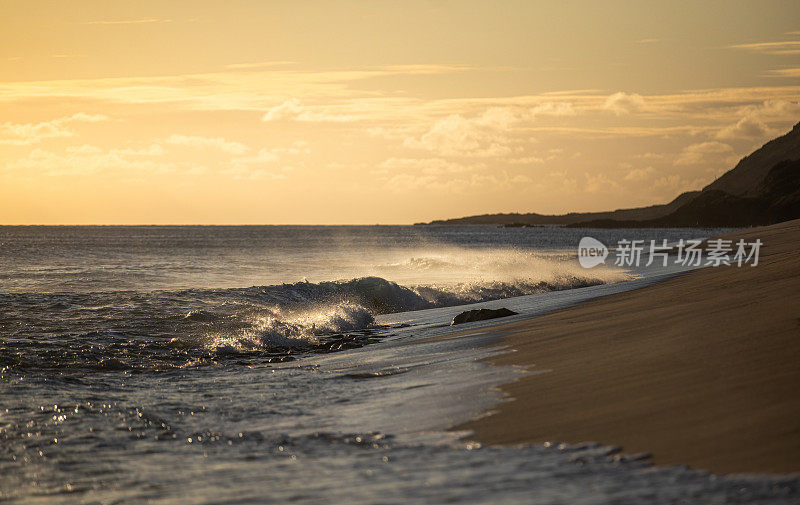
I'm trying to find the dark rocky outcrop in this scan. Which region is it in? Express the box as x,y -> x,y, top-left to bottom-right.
451,307 -> 518,325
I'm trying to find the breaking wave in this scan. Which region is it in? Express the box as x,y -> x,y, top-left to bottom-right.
0,253 -> 630,371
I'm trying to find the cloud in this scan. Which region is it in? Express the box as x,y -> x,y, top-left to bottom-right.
623,166 -> 656,182
261,99 -> 359,122
271,140 -> 310,155
166,134 -> 250,155
403,113 -> 513,157
714,99 -> 800,140
1,64 -> 798,128
382,170 -> 528,195
397,104 -> 575,157
508,156 -> 545,165
651,174 -> 707,194
730,40 -> 800,55
106,144 -> 165,156
225,61 -> 296,70
220,167 -> 287,181
604,92 -> 645,115
225,143 -> 307,178
764,67 -> 800,78
378,157 -> 470,175
636,38 -> 661,44
584,173 -> 620,194
4,146 -> 188,178
376,64 -> 474,75
715,116 -> 770,140
529,102 -> 576,117
740,99 -> 800,118
0,113 -> 109,146
261,99 -> 303,121
81,18 -> 172,25
231,148 -> 280,165
675,141 -> 733,165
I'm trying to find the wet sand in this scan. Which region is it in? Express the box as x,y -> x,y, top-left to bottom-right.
454,219 -> 800,474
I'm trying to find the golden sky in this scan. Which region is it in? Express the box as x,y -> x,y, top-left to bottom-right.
1,0 -> 799,224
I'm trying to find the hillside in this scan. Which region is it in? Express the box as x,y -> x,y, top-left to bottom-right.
704,121 -> 800,196
569,160 -> 800,228
424,191 -> 700,226
423,121 -> 800,228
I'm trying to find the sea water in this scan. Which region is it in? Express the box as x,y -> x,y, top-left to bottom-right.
1,225 -> 796,504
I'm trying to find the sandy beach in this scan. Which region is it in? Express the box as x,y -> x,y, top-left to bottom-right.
454,219 -> 800,474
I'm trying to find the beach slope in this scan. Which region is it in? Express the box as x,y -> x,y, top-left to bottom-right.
455,219 -> 800,474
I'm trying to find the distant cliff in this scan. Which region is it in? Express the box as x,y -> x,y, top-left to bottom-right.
569,159 -> 800,228
423,190 -> 699,226
704,122 -> 800,196
421,121 -> 800,228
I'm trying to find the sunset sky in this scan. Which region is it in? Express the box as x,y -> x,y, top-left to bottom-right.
1,0 -> 799,224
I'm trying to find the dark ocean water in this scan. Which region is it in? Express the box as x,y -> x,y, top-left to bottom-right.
1,225 -> 797,504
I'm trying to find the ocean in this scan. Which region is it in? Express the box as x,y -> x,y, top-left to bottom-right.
1,225 -> 797,504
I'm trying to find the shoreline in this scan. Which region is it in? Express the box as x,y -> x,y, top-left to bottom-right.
450,219 -> 800,475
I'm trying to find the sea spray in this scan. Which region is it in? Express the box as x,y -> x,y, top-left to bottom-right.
0,270 -> 631,371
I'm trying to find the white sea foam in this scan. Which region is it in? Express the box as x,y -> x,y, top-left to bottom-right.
193,249 -> 630,353
373,247 -> 629,287
206,303 -> 376,354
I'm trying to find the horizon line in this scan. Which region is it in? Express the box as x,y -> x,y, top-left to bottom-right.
0,222 -> 426,227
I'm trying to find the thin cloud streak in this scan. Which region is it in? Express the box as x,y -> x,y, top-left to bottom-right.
225,61 -> 296,70
729,40 -> 800,55
81,18 -> 173,25
765,67 -> 800,78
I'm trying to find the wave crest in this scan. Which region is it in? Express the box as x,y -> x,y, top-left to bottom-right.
205,303 -> 376,354
2,251 -> 632,370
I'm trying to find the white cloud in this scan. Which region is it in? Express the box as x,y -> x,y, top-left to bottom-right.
220,167 -> 287,180
508,156 -> 545,165
261,99 -> 303,121
64,144 -> 164,157
529,102 -> 576,117
623,166 -> 656,182
273,140 -> 310,155
239,148 -> 279,163
65,144 -> 103,155
584,172 -> 621,194
166,134 -> 249,155
739,99 -> 800,119
378,157 -> 470,175
475,107 -> 518,129
764,67 -> 800,78
0,113 -> 109,146
651,175 -> 706,194
4,146 -> 189,177
715,99 -> 800,140
730,40 -> 800,55
403,113 -> 514,157
261,99 -> 358,122
604,92 -> 645,115
81,18 -> 172,25
675,141 -> 733,165
715,116 -> 770,140
225,61 -> 296,70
